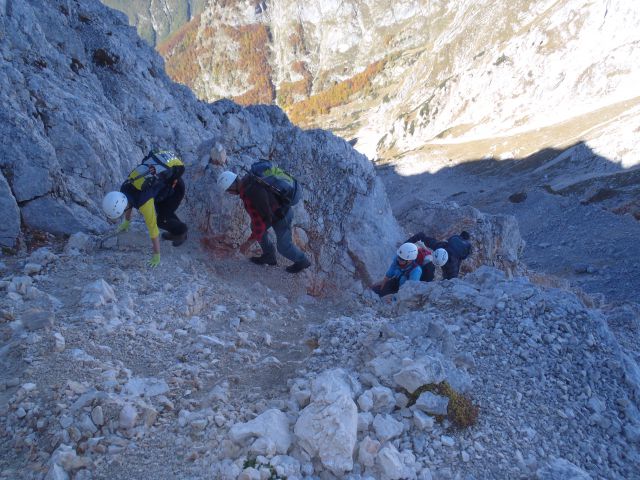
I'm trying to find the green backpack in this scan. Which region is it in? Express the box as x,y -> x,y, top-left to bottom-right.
247,160 -> 302,206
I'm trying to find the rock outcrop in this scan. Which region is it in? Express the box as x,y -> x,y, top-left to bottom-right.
398,200 -> 525,277
1,0 -> 403,292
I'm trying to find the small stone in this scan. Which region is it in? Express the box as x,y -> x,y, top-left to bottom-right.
373,414 -> 404,442
119,404 -> 137,429
358,411 -> 373,432
415,392 -> 449,416
21,308 -> 54,331
441,435 -> 455,447
24,263 -> 43,275
16,407 -> 27,418
190,418 -> 208,431
214,414 -> 226,427
91,406 -> 104,426
142,407 -> 158,427
413,410 -> 435,431
60,415 -> 73,428
45,463 -> 69,480
53,333 -> 66,352
238,467 -> 261,480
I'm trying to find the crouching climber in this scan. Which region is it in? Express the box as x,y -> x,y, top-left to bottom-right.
102,149 -> 188,267
371,242 -> 423,297
406,231 -> 472,280
217,167 -> 311,274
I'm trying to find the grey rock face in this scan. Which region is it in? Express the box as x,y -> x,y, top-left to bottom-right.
189,112 -> 403,291
0,171 -> 20,247
1,0 -> 216,243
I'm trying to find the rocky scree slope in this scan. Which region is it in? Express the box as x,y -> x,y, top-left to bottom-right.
0,0 -> 406,292
0,235 -> 639,479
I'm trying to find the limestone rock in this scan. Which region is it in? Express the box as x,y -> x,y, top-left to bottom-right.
0,172 -> 20,248
229,409 -> 292,455
65,232 -> 93,253
393,357 -> 446,394
53,332 -> 66,352
377,444 -> 416,480
124,377 -> 170,398
399,201 -> 525,276
294,369 -> 358,474
358,436 -> 381,467
415,392 -> 449,417
373,414 -> 404,442
21,308 -> 54,331
119,404 -> 138,429
536,458 -> 592,479
81,279 -> 116,307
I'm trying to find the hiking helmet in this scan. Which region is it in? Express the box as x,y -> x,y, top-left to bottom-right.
102,191 -> 128,220
397,242 -> 418,261
217,171 -> 237,191
433,248 -> 449,267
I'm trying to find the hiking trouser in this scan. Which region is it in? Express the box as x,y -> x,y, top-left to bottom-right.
372,277 -> 400,297
442,254 -> 461,280
259,208 -> 307,263
156,179 -> 188,236
420,262 -> 435,282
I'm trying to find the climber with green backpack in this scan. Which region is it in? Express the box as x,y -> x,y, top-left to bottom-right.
218,160 -> 311,273
102,149 -> 188,267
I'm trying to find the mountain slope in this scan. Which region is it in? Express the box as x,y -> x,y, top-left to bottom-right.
101,0 -> 207,45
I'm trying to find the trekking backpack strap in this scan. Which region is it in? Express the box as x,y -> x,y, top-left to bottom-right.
240,165 -> 287,199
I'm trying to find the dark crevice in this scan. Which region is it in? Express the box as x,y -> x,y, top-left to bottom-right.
16,192 -> 51,208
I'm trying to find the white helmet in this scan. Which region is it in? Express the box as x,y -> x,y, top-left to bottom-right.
217,171 -> 238,191
102,191 -> 128,220
433,248 -> 449,267
397,242 -> 418,261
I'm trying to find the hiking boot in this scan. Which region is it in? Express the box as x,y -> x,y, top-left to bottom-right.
285,258 -> 311,273
172,232 -> 187,247
250,254 -> 277,266
161,231 -> 177,241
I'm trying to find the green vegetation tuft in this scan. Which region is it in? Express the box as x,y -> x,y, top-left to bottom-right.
404,381 -> 479,429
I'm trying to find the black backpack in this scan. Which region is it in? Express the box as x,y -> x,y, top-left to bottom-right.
124,150 -> 180,192
245,160 -> 302,206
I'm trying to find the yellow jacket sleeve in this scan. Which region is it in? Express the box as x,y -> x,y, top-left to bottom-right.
138,198 -> 159,239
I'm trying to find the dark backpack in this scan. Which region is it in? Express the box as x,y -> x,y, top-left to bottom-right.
246,160 -> 302,206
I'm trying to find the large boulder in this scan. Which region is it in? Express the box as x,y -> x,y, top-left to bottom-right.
397,200 -> 525,276
188,109 -> 403,294
229,409 -> 292,455
294,369 -> 359,475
